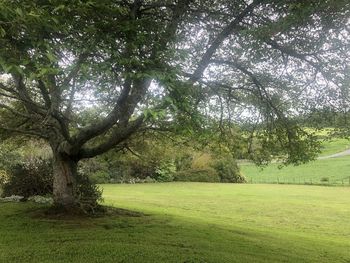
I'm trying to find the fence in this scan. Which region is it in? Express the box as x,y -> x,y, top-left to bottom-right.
247,176 -> 350,186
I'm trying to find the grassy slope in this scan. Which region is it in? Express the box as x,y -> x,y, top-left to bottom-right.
241,156 -> 350,185
319,138 -> 350,156
1,183 -> 350,262
241,138 -> 350,185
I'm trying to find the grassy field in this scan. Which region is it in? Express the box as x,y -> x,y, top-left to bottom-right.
319,138 -> 350,156
241,156 -> 350,185
1,183 -> 350,262
240,138 -> 350,185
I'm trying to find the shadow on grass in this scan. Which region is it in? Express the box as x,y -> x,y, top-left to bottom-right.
29,205 -> 146,221
0,202 -> 348,263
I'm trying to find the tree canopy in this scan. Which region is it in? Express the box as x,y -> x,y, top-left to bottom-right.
0,0 -> 349,207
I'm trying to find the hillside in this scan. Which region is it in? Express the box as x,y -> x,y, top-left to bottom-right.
241,138 -> 350,185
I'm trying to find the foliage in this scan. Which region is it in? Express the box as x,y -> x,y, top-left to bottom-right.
0,142 -> 22,171
74,172 -> 103,214
1,158 -> 53,198
89,170 -> 111,184
0,195 -> 24,202
174,168 -> 220,182
155,162 -> 176,182
27,195 -> 53,205
174,153 -> 193,171
213,158 -> 246,183
81,134 -> 191,183
191,153 -> 214,170
1,0 -> 349,207
0,169 -> 9,187
128,158 -> 157,180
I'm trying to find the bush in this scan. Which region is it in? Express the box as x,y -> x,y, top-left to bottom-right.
320,177 -> 329,182
0,170 -> 9,187
0,195 -> 24,202
143,176 -> 156,183
155,162 -> 176,182
175,153 -> 193,171
212,159 -> 246,183
174,168 -> 220,182
74,172 -> 103,214
1,158 -> 53,198
28,195 -> 53,204
89,170 -> 111,184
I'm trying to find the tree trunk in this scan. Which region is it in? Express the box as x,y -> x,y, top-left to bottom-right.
52,152 -> 78,208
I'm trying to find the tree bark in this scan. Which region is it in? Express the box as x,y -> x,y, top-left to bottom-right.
52,152 -> 78,207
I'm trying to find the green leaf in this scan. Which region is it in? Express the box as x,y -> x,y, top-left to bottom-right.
28,11 -> 40,18
51,17 -> 59,24
53,5 -> 65,12
46,52 -> 56,62
0,26 -> 5,37
15,8 -> 23,17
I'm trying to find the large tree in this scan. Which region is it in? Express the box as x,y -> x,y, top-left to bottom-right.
0,0 -> 349,207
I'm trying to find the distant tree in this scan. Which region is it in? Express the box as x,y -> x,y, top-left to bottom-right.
0,0 -> 349,208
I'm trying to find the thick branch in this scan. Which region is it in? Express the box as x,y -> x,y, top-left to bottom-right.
0,91 -> 18,100
71,78 -> 150,151
0,103 -> 31,119
0,82 -> 18,94
78,115 -> 144,159
38,80 -> 52,108
210,59 -> 286,120
12,74 -> 46,116
0,125 -> 49,139
60,53 -> 88,89
264,39 -> 322,71
157,0 -> 192,51
190,0 -> 263,82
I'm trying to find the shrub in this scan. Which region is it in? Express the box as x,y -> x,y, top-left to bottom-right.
89,170 -> 111,184
212,158 -> 246,183
174,168 -> 220,182
155,162 -> 176,182
0,143 -> 22,171
129,159 -> 157,179
110,174 -> 135,184
1,158 -> 53,198
0,195 -> 24,202
28,195 -> 53,204
0,170 -> 9,187
191,153 -> 213,169
74,172 -> 103,214
175,153 -> 193,171
143,176 -> 156,183
320,177 -> 329,182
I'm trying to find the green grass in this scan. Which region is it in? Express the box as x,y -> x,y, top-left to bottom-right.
240,156 -> 350,185
319,138 -> 350,156
240,137 -> 350,185
1,183 -> 350,262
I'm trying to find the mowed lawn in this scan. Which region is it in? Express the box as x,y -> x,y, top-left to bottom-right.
1,183 -> 350,263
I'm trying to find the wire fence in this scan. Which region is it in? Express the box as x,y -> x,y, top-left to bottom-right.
247,176 -> 350,186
